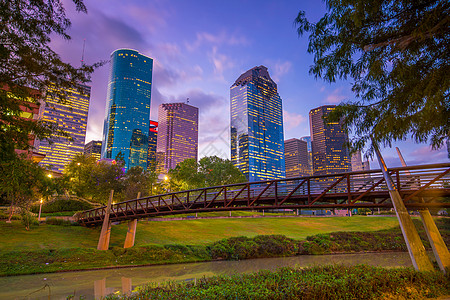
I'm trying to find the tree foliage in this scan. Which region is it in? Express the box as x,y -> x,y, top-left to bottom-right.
295,0 -> 449,155
0,153 -> 56,222
0,0 -> 101,161
64,154 -> 126,204
169,156 -> 246,191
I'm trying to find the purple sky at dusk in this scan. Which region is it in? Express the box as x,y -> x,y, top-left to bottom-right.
52,0 -> 448,169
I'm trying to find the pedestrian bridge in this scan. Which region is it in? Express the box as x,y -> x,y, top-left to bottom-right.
77,163 -> 450,227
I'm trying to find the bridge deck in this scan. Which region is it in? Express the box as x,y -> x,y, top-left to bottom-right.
77,163 -> 450,226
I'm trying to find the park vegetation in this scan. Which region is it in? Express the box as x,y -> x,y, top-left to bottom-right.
295,0 -> 449,156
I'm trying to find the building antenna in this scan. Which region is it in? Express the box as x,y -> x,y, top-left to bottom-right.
81,39 -> 86,66
186,97 -> 190,104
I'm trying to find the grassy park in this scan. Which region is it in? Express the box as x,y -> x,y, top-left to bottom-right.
0,215 -> 400,250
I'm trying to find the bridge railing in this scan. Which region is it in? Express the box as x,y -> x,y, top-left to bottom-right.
77,163 -> 450,224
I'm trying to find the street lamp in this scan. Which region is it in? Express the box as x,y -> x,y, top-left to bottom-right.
38,198 -> 43,221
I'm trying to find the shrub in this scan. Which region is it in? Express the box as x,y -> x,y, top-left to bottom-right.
20,210 -> 38,230
45,217 -> 77,226
31,198 -> 93,213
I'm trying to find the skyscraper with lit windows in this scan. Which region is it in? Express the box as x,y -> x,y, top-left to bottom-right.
230,66 -> 285,182
156,103 -> 198,173
34,84 -> 91,172
101,49 -> 153,171
284,138 -> 309,178
309,105 -> 350,176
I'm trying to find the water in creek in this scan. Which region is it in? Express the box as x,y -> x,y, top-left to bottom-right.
0,252 -> 417,300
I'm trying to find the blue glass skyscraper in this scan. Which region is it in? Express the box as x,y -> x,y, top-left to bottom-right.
101,49 -> 153,170
230,66 -> 285,181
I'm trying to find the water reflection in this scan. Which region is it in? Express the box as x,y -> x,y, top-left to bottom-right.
0,252 -> 417,299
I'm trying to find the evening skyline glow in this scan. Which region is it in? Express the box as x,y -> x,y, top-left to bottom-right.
51,0 -> 448,169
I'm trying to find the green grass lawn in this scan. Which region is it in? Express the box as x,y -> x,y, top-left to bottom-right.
0,216 -> 400,250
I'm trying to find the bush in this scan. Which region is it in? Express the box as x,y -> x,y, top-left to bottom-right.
31,198 -> 93,213
20,209 -> 38,230
45,217 -> 77,226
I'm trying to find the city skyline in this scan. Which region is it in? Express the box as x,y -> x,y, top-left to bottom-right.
53,0 -> 448,168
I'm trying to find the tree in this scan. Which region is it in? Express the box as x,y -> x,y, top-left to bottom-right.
64,153 -> 97,199
295,0 -> 449,155
169,156 -> 246,191
64,154 -> 125,203
0,0 -> 101,162
122,166 -> 158,200
0,152 -> 54,223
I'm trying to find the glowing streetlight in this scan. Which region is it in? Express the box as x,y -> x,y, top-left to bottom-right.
38,198 -> 43,221
47,174 -> 52,178
164,175 -> 169,181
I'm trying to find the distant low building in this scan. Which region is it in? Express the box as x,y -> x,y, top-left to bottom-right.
84,140 -> 102,161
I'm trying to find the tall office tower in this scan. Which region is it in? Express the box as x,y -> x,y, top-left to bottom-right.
284,138 -> 310,178
147,120 -> 158,171
84,140 -> 102,161
156,103 -> 198,173
300,136 -> 313,175
34,84 -> 90,173
309,105 -> 350,176
101,49 -> 153,171
230,66 -> 285,182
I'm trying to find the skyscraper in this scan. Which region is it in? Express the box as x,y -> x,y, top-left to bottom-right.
284,138 -> 310,178
147,120 -> 158,171
230,66 -> 285,182
300,136 -> 313,175
34,84 -> 90,172
156,103 -> 198,172
101,49 -> 153,171
84,140 -> 102,161
309,105 -> 350,176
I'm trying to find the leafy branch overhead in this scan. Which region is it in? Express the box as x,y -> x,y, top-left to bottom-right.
0,0 -> 104,159
295,0 -> 450,155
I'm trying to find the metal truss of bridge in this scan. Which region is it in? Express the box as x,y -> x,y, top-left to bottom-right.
78,163 -> 449,226
77,163 -> 450,272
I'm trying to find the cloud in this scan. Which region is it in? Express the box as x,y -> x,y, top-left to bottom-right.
283,110 -> 307,130
266,61 -> 292,82
153,61 -> 204,88
323,88 -> 347,104
186,31 -> 249,51
408,145 -> 448,165
209,46 -> 235,80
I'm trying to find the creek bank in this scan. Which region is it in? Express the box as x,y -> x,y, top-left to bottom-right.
2,218 -> 448,277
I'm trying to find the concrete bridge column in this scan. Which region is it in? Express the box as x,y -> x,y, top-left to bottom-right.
374,144 -> 434,271
124,192 -> 140,249
97,190 -> 114,251
419,209 -> 450,273
124,219 -> 137,248
396,147 -> 449,273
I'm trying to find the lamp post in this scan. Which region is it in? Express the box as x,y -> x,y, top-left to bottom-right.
38,199 -> 43,221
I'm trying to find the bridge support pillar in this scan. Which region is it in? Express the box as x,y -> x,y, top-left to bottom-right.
97,190 -> 113,251
419,209 -> 450,273
124,219 -> 137,248
374,144 -> 434,271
